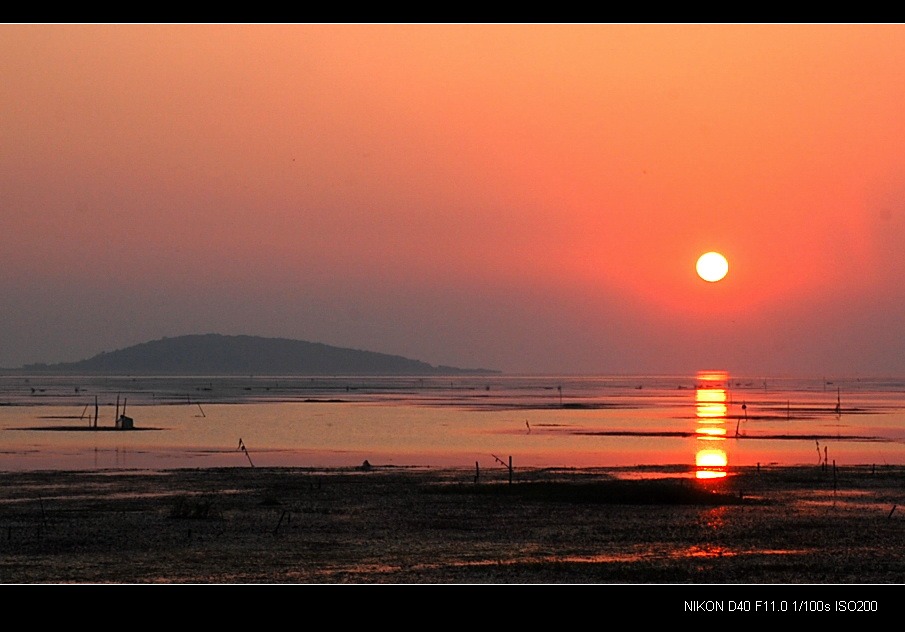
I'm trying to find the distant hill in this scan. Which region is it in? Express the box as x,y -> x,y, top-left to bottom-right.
18,334 -> 500,376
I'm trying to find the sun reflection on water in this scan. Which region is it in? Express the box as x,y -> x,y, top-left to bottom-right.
695,371 -> 729,480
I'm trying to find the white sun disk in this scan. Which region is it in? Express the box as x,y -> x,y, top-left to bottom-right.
696,252 -> 729,283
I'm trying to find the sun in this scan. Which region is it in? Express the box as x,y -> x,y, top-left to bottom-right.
696,251 -> 729,283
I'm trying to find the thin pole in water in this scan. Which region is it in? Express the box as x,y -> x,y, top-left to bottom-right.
238,438 -> 255,467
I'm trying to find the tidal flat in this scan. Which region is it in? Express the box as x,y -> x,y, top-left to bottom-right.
1,463 -> 903,585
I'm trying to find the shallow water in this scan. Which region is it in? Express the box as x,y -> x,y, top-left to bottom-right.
1,372 -> 904,473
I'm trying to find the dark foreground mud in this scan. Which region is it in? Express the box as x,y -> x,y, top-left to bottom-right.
1,464 -> 903,584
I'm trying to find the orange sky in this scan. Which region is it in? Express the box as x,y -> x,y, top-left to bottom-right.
3,23 -> 905,376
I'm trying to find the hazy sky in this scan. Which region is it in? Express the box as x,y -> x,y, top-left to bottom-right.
4,23 -> 905,377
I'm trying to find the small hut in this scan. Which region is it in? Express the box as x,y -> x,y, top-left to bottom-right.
114,395 -> 134,430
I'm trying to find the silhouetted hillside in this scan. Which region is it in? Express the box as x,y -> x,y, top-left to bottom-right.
18,334 -> 500,376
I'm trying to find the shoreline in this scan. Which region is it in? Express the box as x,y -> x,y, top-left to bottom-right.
1,463 -> 904,584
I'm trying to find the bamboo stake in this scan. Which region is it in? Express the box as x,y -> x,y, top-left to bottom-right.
238,438 -> 255,467
736,401 -> 747,437
491,453 -> 513,485
273,510 -> 290,536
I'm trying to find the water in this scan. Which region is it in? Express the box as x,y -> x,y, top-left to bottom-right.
1,372 -> 904,474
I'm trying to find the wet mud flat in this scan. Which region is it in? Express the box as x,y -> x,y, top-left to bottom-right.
0,464 -> 904,584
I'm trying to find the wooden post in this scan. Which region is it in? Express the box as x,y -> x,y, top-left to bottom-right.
508,455 -> 513,486
94,395 -> 98,429
474,461 -> 479,484
833,460 -> 837,496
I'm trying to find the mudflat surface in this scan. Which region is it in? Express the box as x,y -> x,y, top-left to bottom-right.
1,464 -> 903,584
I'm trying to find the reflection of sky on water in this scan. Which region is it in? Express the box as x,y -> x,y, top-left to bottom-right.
1,373 -> 905,472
